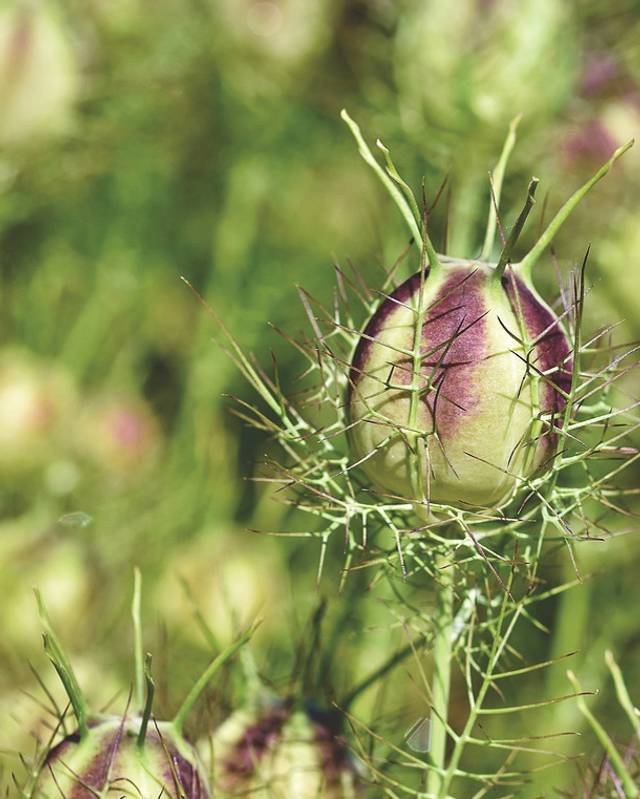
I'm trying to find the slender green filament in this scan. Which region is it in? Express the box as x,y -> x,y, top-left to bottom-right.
520,139 -> 633,279
172,620 -> 259,735
137,653 -> 155,749
493,177 -> 539,280
481,115 -> 521,260
36,591 -> 89,740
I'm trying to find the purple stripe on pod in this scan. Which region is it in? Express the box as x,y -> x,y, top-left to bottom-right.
348,269 -> 426,392
502,270 -> 573,458
415,267 -> 487,442
349,264 -> 489,443
72,726 -> 122,799
502,271 -> 573,413
37,717 -> 210,799
149,731 -> 208,799
222,704 -> 290,782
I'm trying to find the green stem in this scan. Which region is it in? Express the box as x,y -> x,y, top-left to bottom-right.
342,634 -> 428,710
36,591 -> 89,739
341,109 -> 441,272
137,653 -> 155,749
493,177 -> 539,281
132,568 -> 144,712
481,115 -> 521,260
520,140 -> 633,280
567,669 -> 639,798
605,650 -> 640,740
427,553 -> 454,798
172,621 -> 258,736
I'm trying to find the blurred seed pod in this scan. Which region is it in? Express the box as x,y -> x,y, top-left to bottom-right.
0,657 -> 123,770
157,529 -> 288,650
217,0 -> 333,64
201,699 -> 363,798
394,0 -> 577,157
0,0 -> 78,146
562,53 -> 640,171
0,350 -> 76,473
73,394 -> 162,478
32,716 -> 209,799
0,520 -> 92,654
214,0 -> 337,95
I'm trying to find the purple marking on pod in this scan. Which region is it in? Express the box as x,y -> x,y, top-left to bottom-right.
502,272 -> 573,414
414,267 -> 488,442
40,718 -> 210,799
310,712 -> 357,787
348,269 -> 426,392
73,726 -> 122,799
146,730 -> 207,799
222,704 -> 290,781
349,265 -> 488,443
503,270 -> 573,459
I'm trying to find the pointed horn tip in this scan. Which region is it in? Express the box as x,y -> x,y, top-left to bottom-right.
614,139 -> 634,159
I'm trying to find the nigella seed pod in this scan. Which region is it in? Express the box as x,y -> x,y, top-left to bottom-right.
25,577 -> 255,799
0,0 -> 77,145
342,112 -> 633,509
206,700 -> 362,798
348,258 -> 571,508
35,717 -> 208,799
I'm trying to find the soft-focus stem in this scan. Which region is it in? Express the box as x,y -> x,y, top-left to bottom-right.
481,115 -> 521,260
567,669 -> 639,798
520,139 -> 633,280
132,567 -> 144,712
172,621 -> 258,735
427,552 -> 454,798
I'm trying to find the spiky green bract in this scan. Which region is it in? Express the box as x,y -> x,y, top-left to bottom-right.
201,699 -> 363,798
31,716 -> 209,799
213,116 -> 639,795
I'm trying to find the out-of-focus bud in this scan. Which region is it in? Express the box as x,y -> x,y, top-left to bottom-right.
203,699 -> 363,798
563,54 -> 640,170
157,529 -> 286,648
0,657 -> 123,766
74,394 -> 161,477
217,0 -> 334,66
0,1 -> 77,145
33,716 -> 209,799
0,351 -> 75,472
395,0 -> 576,153
0,521 -> 90,651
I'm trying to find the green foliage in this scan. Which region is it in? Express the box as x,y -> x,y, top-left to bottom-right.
0,1 -> 640,797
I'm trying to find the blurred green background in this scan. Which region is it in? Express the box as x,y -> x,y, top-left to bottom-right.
1,0 -> 639,796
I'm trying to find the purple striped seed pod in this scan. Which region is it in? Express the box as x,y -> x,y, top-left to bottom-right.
348,258 -> 572,508
34,716 -> 209,799
206,700 -> 363,798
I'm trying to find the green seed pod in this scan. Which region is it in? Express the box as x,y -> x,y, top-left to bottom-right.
348,258 -> 571,508
24,577 -> 255,799
35,716 -> 209,799
395,0 -> 576,154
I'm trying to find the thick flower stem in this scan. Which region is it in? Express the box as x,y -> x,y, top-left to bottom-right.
426,552 -> 454,798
